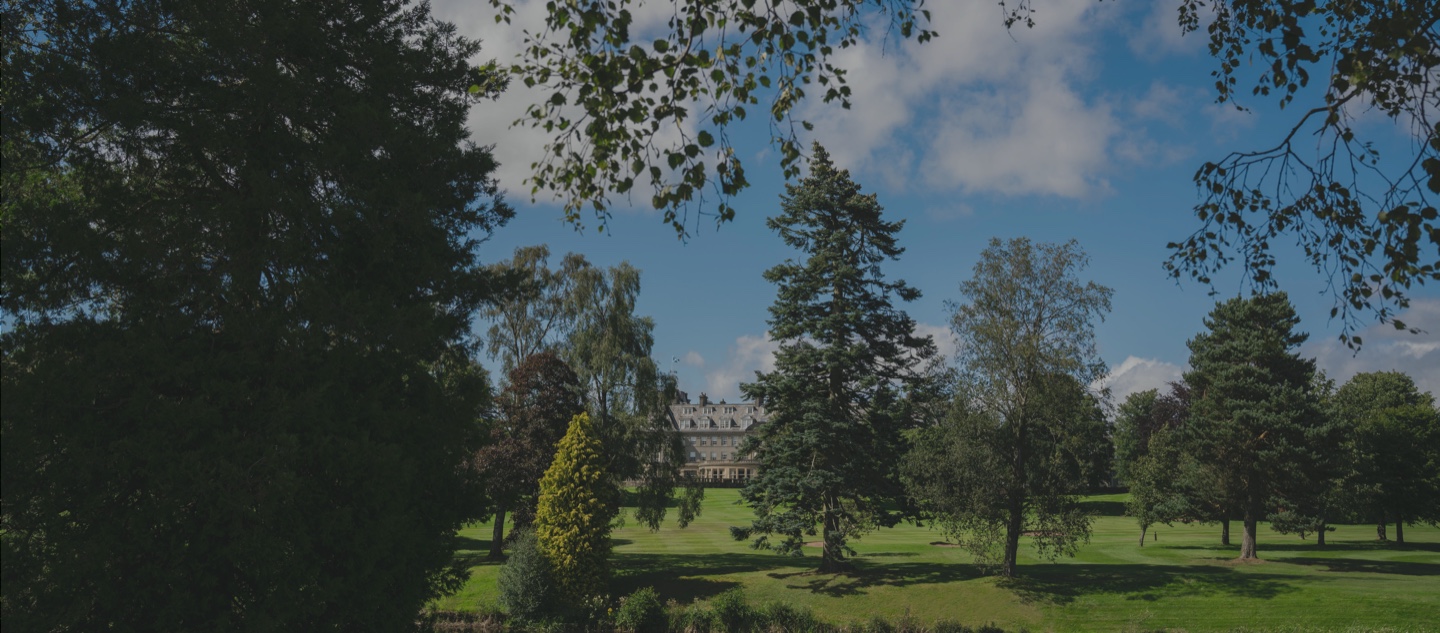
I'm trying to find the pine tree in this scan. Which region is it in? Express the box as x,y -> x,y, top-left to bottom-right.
535,413 -> 619,606
734,143 -> 936,573
1184,293 -> 1325,560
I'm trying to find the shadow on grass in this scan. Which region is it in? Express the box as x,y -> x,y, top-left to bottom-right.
1078,499 -> 1127,517
612,552 -> 788,602
1274,557 -> 1440,576
1002,563 -> 1304,606
1164,541 -> 1440,553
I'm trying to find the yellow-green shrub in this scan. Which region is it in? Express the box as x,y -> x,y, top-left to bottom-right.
534,413 -> 618,606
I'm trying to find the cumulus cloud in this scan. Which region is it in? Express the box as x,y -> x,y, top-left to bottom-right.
1127,0 -> 1205,58
1305,299 -> 1440,397
704,333 -> 781,401
801,0 -> 1188,200
681,350 -> 705,367
913,322 -> 960,362
1096,356 -> 1187,405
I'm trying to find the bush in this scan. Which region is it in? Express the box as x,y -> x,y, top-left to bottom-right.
670,602 -> 718,633
931,620 -> 974,633
711,588 -> 756,633
496,529 -> 556,622
757,601 -> 826,633
534,413 -> 619,606
614,587 -> 667,633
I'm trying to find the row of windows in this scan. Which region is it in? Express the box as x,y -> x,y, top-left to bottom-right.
688,451 -> 732,461
680,406 -> 750,414
689,436 -> 737,447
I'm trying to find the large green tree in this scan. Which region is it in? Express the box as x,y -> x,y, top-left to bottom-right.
495,0 -> 1436,340
733,143 -> 935,573
1183,293 -> 1327,560
1331,371 -> 1440,543
477,351 -> 586,559
535,413 -> 619,608
1,1 -> 510,629
906,238 -> 1113,578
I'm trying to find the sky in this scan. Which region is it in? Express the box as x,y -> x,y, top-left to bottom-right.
433,0 -> 1439,405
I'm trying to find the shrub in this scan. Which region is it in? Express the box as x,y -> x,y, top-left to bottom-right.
671,602 -> 718,633
496,529 -> 556,622
711,588 -> 755,633
534,413 -> 619,607
931,620 -> 974,633
757,601 -> 825,633
614,587 -> 666,633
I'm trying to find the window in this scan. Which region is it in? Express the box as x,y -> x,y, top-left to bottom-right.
722,453 -> 729,460
689,451 -> 697,459
710,452 -> 716,460
689,437 -> 696,444
701,437 -> 708,446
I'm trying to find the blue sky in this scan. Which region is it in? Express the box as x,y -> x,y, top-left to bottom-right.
436,0 -> 1439,403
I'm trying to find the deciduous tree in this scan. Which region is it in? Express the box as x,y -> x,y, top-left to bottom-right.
1332,371 -> 1440,543
734,143 -> 936,572
477,351 -> 586,559
907,238 -> 1113,577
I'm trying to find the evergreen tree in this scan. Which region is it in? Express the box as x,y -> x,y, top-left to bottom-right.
1,1 -> 510,629
1183,293 -> 1326,560
734,143 -> 936,573
535,413 -> 619,607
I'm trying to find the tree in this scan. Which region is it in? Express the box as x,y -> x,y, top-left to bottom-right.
482,247 -> 702,532
494,0 -> 1436,340
907,237 -> 1113,578
535,413 -> 620,608
1183,293 -> 1327,560
1113,389 -> 1161,485
484,246 -> 592,376
1332,371 -> 1440,543
733,143 -> 936,573
1,1 -> 510,629
477,351 -> 586,559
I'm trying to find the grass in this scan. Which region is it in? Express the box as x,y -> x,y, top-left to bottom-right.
434,491 -> 1440,632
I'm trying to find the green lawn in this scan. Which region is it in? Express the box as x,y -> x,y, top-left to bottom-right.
435,491 -> 1440,632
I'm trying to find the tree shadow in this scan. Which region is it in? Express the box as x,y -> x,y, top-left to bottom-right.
1163,541 -> 1440,553
1275,557 -> 1440,576
1078,499 -> 1127,517
776,560 -> 989,597
1001,563 -> 1303,606
613,552 -> 788,602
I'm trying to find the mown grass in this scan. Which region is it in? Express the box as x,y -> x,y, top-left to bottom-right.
434,490 -> 1440,632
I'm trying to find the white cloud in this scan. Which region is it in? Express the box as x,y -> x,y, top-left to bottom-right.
681,350 -> 705,367
1304,299 -> 1440,397
914,322 -> 959,362
704,333 -> 781,401
1127,0 -> 1205,58
1096,356 -> 1187,405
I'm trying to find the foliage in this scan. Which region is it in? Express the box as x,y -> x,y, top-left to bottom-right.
1332,371 -> 1440,542
496,529 -> 558,622
614,586 -> 667,633
734,143 -> 937,572
482,245 -> 700,531
494,0 -> 1436,339
1157,0 -> 1440,344
1113,389 -> 1159,484
486,0 -> 933,234
908,238 -> 1113,577
710,588 -> 757,633
535,413 -> 620,608
1,0 -> 509,630
477,351 -> 586,557
1183,292 -> 1328,559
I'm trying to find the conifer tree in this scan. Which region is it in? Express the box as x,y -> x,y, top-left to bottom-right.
535,413 -> 619,605
1184,293 -> 1326,560
734,143 -> 936,573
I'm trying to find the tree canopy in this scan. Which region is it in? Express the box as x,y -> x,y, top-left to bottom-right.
733,143 -> 936,572
906,237 -> 1113,578
2,0 -> 509,629
493,0 -> 1437,339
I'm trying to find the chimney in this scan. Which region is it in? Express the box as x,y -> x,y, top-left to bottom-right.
699,392 -> 709,406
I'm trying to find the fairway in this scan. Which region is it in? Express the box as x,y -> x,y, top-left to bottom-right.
436,490 -> 1440,632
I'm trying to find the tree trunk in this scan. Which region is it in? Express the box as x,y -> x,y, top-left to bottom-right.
1221,518 -> 1230,546
488,508 -> 507,560
1239,515 -> 1258,560
1396,515 -> 1405,544
1139,524 -> 1148,547
819,493 -> 846,573
1003,495 -> 1024,578
1377,510 -> 1388,541
1316,520 -> 1326,547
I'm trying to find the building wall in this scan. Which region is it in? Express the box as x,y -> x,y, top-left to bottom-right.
670,392 -> 766,482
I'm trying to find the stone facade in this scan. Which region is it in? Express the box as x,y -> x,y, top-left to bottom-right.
669,390 -> 766,482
